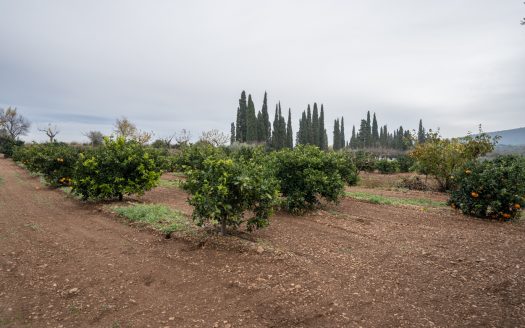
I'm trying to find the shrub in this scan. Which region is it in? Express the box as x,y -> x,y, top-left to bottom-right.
353,150 -> 376,173
12,143 -> 79,187
183,154 -> 279,235
72,137 -> 161,201
146,147 -> 177,172
411,129 -> 497,191
397,155 -> 415,173
330,151 -> 359,185
174,142 -> 225,172
449,155 -> 525,221
397,176 -> 429,191
0,135 -> 24,158
272,145 -> 345,213
376,159 -> 400,174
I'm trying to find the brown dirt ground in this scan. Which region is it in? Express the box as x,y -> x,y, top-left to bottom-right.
1,158 -> 525,327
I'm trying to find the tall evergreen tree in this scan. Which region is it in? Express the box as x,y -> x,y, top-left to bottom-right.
272,105 -> 280,149
286,108 -> 293,148
256,111 -> 264,142
261,92 -> 271,143
358,119 -> 368,148
238,91 -> 248,142
278,104 -> 286,149
319,105 -> 327,150
246,94 -> 257,143
340,117 -> 345,149
230,122 -> 235,145
350,125 -> 356,148
417,119 -> 426,144
333,119 -> 341,150
312,103 -> 319,147
297,111 -> 307,145
365,111 -> 371,147
372,113 -> 379,147
235,106 -> 242,142
306,105 -> 312,144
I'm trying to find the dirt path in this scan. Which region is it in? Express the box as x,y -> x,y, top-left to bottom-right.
1,157 -> 525,327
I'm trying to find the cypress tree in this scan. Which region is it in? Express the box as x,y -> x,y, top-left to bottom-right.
246,94 -> 257,143
319,105 -> 327,150
340,117 -> 345,149
278,103 -> 286,149
235,106 -> 242,142
286,108 -> 293,148
333,119 -> 341,150
358,119 -> 367,148
230,122 -> 236,145
239,91 -> 248,142
261,92 -> 271,143
417,119 -> 426,144
372,113 -> 379,147
312,103 -> 319,147
365,111 -> 371,147
272,105 -> 279,149
350,125 -> 356,149
256,111 -> 264,142
306,105 -> 312,144
298,111 -> 307,145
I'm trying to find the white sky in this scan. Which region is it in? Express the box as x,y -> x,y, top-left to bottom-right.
1,0 -> 524,143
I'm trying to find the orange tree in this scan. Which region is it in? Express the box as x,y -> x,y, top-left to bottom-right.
72,137 -> 161,201
183,151 -> 279,235
410,128 -> 497,191
449,155 -> 525,220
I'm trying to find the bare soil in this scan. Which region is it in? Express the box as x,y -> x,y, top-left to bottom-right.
1,158 -> 524,327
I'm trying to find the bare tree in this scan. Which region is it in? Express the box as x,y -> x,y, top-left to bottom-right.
199,129 -> 229,147
38,124 -> 60,142
114,117 -> 137,139
175,129 -> 191,146
83,130 -> 105,146
113,117 -> 153,145
162,133 -> 176,148
0,107 -> 30,139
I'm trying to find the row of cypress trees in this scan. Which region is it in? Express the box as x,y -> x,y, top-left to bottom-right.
231,91 -> 293,150
231,91 -> 426,151
347,111 -> 426,150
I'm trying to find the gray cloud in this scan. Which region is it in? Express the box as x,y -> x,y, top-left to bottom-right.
1,0 -> 524,142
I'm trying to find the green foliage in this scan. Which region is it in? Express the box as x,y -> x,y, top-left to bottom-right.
411,129 -> 497,191
174,143 -> 225,172
12,143 -> 79,187
272,145 -> 345,213
183,154 -> 279,235
113,204 -> 189,236
330,151 -> 359,185
396,154 -> 415,173
72,137 -> 161,200
346,191 -> 446,208
0,135 -> 24,158
353,150 -> 376,173
146,147 -> 177,172
376,159 -> 400,174
449,155 -> 525,221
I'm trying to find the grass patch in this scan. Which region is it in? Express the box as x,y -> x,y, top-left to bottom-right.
346,191 -> 446,208
113,204 -> 190,236
157,178 -> 183,189
0,176 -> 3,187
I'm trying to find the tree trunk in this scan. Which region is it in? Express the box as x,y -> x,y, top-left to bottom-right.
118,193 -> 123,201
220,219 -> 227,236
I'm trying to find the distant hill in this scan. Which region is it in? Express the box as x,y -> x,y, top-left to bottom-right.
485,127 -> 525,146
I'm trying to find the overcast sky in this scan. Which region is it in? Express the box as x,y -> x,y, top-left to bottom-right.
0,1 -> 524,143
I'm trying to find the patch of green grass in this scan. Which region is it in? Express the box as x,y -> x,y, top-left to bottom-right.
113,204 -> 190,236
0,176 -> 3,187
346,191 -> 446,208
157,178 -> 183,189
